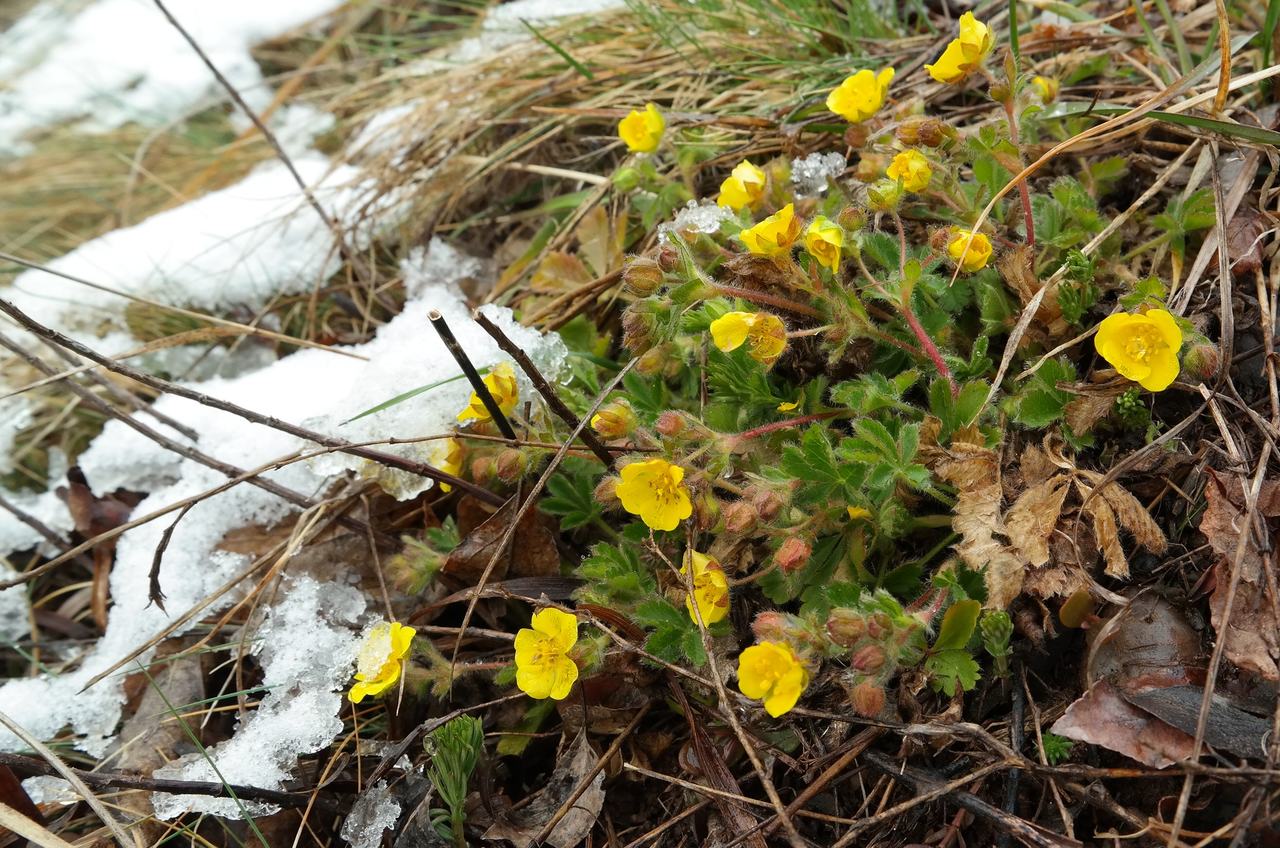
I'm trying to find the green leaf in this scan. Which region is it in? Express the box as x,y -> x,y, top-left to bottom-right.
541,457 -> 605,531
621,371 -> 669,422
830,370 -> 919,415
636,599 -> 705,666
1009,357 -> 1076,428
933,600 -> 981,651
574,542 -> 656,607
925,649 -> 981,694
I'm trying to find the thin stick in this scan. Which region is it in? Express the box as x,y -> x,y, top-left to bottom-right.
150,0 -> 373,288
472,310 -> 615,468
0,711 -> 134,848
428,310 -> 518,440
0,296 -> 501,505
0,752 -> 339,813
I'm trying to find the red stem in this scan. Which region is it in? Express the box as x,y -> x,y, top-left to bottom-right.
714,284 -> 823,319
901,297 -> 958,396
1004,99 -> 1035,248
734,411 -> 841,441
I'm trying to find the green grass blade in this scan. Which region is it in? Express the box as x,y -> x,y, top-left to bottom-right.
340,371 -> 475,425
520,18 -> 594,80
1265,0 -> 1280,73
1049,102 -> 1280,146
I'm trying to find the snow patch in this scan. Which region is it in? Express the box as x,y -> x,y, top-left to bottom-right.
659,199 -> 737,243
791,152 -> 847,197
340,780 -> 401,848
0,0 -> 342,155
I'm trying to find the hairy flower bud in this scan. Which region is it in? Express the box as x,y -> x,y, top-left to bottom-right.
865,612 -> 893,640
657,245 -> 680,272
613,166 -> 642,192
843,123 -> 869,149
635,345 -> 670,376
898,116 -> 954,148
836,206 -> 866,233
470,455 -> 493,480
1183,343 -> 1220,380
623,257 -> 664,296
774,537 -> 811,573
752,611 -> 793,643
851,644 -> 886,673
591,399 -> 637,440
694,490 -> 720,531
825,609 -> 867,647
655,410 -> 686,437
593,476 -> 619,506
929,227 -> 953,254
621,303 -> 660,354
495,448 -> 527,482
866,178 -> 904,212
723,499 -> 757,533
751,489 -> 784,522
850,680 -> 886,717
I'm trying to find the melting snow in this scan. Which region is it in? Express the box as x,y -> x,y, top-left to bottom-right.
791,151 -> 847,198
659,200 -> 737,244
339,780 -> 401,848
0,0 -> 343,155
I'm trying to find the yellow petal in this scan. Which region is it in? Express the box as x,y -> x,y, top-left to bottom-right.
531,607 -> 579,653
1100,337 -> 1152,384
736,644 -> 777,700
389,623 -> 416,659
1139,351 -> 1180,391
516,663 -> 554,699
710,312 -> 753,352
1093,312 -> 1129,354
545,655 -> 580,700
926,39 -> 969,83
1145,308 -> 1183,351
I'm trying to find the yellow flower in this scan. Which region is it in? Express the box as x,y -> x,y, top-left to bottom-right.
846,506 -> 872,521
709,311 -> 788,366
739,203 -> 802,257
457,362 -> 519,424
618,103 -> 665,153
1094,309 -> 1183,392
514,608 -> 580,700
717,160 -> 767,210
804,216 -> 844,271
682,551 -> 730,625
886,149 -> 932,193
826,67 -> 895,123
948,229 -> 993,273
430,437 -> 463,493
590,399 -> 637,440
616,459 -> 693,531
777,398 -> 800,412
349,621 -> 416,703
926,12 -> 994,84
737,641 -> 809,718
1030,75 -> 1060,104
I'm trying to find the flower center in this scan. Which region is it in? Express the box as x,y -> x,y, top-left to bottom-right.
1122,325 -> 1164,363
647,474 -> 680,505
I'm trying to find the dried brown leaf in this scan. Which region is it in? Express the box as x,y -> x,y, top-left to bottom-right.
1006,476 -> 1069,566
935,442 -> 1026,608
1225,206 -> 1264,278
1200,472 -> 1280,680
1083,489 -> 1128,578
1019,443 -> 1058,487
1051,680 -> 1196,768
1098,481 -> 1167,554
1064,394 -> 1114,435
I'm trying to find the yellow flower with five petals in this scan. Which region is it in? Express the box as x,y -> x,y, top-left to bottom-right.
1094,309 -> 1183,392
709,311 -> 788,366
826,68 -> 895,123
737,641 -> 809,717
947,229 -> 993,273
514,608 -> 580,700
682,551 -> 730,625
618,103 -> 665,153
457,362 -> 519,424
926,13 -> 994,84
739,203 -> 802,257
804,216 -> 844,271
886,149 -> 932,193
349,621 -> 416,703
717,160 -> 767,210
615,458 -> 693,531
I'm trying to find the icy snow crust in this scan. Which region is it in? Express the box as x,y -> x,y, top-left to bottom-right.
0,0 -> 343,155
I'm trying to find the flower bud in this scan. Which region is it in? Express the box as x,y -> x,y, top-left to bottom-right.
853,154 -> 886,183
850,680 -> 886,717
591,399 -> 637,440
621,302 -> 661,354
613,166 -> 642,191
593,476 -> 619,506
836,206 -> 866,233
851,644 -> 886,673
865,612 -> 892,639
751,489 -> 784,522
495,448 -> 527,482
657,245 -> 680,272
656,410 -> 686,437
1029,75 -> 1060,105
752,611 -> 792,643
694,490 -> 720,531
843,123 -> 869,149
929,227 -> 953,254
774,537 -> 811,573
635,345 -> 670,376
867,178 -> 903,212
623,257 -> 664,296
825,609 -> 867,647
1183,343 -> 1220,380
988,81 -> 1011,103
470,455 -> 493,480
723,499 -> 757,534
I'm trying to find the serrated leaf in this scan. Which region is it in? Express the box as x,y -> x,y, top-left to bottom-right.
925,649 -> 981,694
